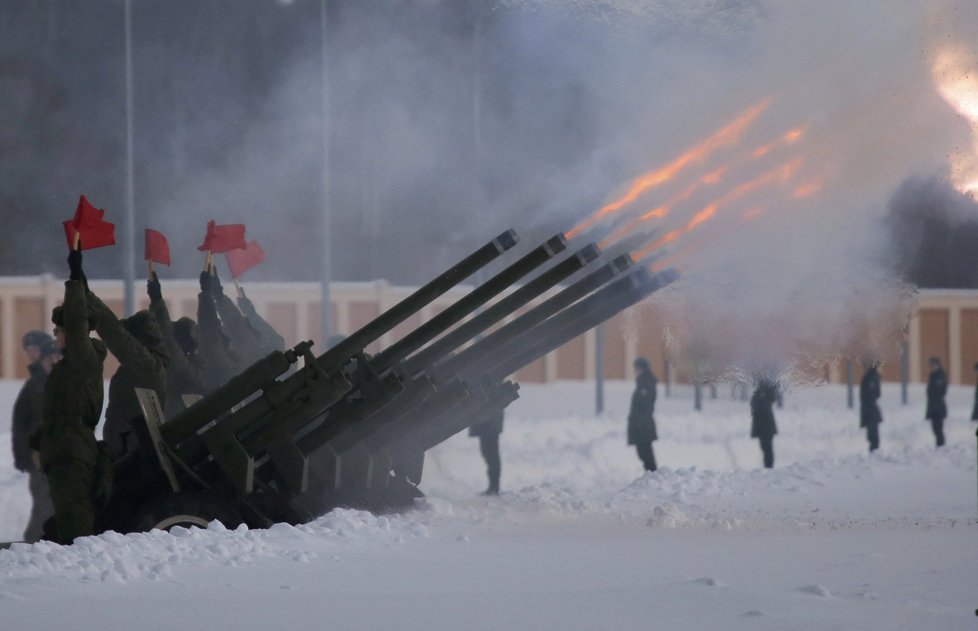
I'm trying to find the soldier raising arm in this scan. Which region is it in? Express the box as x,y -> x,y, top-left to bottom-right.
148,272 -> 205,415
29,248 -> 107,544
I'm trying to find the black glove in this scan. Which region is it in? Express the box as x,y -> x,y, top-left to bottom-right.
147,272 -> 163,303
68,248 -> 84,281
199,270 -> 212,293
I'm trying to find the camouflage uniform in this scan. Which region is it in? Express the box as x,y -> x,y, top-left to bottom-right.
87,292 -> 168,458
149,290 -> 205,416
29,280 -> 107,544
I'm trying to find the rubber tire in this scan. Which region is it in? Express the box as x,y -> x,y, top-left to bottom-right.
131,492 -> 244,533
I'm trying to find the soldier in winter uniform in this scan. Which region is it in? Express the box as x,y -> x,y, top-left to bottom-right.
627,357 -> 658,472
750,378 -> 778,469
11,334 -> 58,541
925,357 -> 948,447
970,362 -> 978,422
196,270 -> 242,391
237,286 -> 285,353
209,269 -> 267,365
148,272 -> 205,416
859,362 -> 883,452
469,410 -> 504,495
86,289 -> 168,459
28,249 -> 107,544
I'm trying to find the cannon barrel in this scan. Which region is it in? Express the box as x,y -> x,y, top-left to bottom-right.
435,254 -> 633,380
318,229 -> 518,372
402,243 -> 601,376
371,233 -> 567,372
488,267 -> 680,381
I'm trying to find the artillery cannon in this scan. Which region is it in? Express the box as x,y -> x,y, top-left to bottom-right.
97,229 -> 677,533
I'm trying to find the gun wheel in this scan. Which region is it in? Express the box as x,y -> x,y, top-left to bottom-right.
132,492 -> 244,533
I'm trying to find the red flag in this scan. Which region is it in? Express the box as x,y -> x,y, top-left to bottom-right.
225,240 -> 266,279
197,220 -> 247,253
144,229 -> 171,266
62,195 -> 116,250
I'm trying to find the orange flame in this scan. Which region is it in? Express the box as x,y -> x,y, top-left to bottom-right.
933,46 -> 978,194
793,178 -> 823,199
567,97 -> 773,238
740,205 -> 766,221
630,157 -> 804,260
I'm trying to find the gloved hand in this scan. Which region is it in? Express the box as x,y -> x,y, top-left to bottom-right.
147,272 -> 163,302
199,270 -> 212,293
68,248 -> 84,281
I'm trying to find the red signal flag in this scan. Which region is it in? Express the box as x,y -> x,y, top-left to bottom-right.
62,195 -> 116,250
225,240 -> 266,279
197,220 -> 247,253
144,229 -> 172,266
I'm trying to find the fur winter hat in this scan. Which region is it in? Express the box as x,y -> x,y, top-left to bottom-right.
172,317 -> 199,354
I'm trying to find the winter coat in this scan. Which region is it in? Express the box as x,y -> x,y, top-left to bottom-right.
87,292 -> 168,458
29,280 -> 107,470
627,370 -> 658,444
859,368 -> 882,427
12,362 -> 47,471
971,380 -> 978,421
750,381 -> 778,439
196,291 -> 239,392
150,296 -> 206,415
926,367 -> 948,421
469,409 -> 504,438
213,288 -> 264,366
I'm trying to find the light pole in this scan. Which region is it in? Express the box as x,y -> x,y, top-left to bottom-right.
123,0 -> 135,316
319,0 -> 332,344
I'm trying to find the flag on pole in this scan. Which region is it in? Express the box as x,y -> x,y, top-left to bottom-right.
144,229 -> 171,265
62,195 -> 116,250
225,240 -> 266,279
197,220 -> 246,253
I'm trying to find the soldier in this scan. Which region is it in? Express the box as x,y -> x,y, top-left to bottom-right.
750,378 -> 778,468
859,362 -> 883,452
627,357 -> 658,472
209,269 -> 266,365
469,410 -> 503,495
86,288 -> 168,459
11,334 -> 58,542
148,272 -> 205,415
237,286 -> 285,353
196,269 -> 241,391
28,248 -> 107,544
925,357 -> 948,447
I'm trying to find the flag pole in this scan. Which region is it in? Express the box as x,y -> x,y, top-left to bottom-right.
319,0 -> 333,345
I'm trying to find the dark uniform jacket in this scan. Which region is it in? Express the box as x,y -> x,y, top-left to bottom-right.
237,293 -> 285,353
196,290 -> 239,392
29,280 -> 107,469
87,292 -> 168,458
469,409 -> 504,438
149,297 -> 205,415
926,367 -> 948,421
750,381 -> 778,439
971,379 -> 978,421
859,368 -> 882,427
627,370 -> 658,445
12,361 -> 47,471
213,288 -> 264,365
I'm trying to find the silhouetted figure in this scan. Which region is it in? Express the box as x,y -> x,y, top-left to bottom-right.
469,410 -> 503,495
925,357 -> 948,447
628,357 -> 658,472
750,379 -> 778,468
11,333 -> 58,542
970,362 -> 978,422
859,363 -> 883,452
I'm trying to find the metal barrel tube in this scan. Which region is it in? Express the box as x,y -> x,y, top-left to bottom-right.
435,254 -> 634,379
402,243 -> 601,375
488,268 -> 679,381
316,229 -> 519,372
400,382 -> 520,454
363,379 -> 475,453
370,234 -> 567,372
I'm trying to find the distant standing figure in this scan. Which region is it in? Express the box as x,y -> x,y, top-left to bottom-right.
925,357 -> 948,447
11,332 -> 57,542
469,410 -> 503,495
628,357 -> 658,472
750,379 -> 778,469
859,363 -> 883,452
970,362 -> 978,422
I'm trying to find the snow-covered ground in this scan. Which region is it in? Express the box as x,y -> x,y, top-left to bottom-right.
0,379 -> 975,629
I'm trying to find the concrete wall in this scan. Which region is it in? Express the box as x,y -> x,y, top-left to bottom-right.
0,276 -> 973,385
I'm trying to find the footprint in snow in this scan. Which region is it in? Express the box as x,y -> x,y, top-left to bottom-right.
691,576 -> 725,587
798,584 -> 832,597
